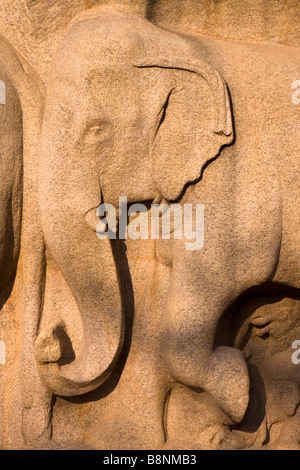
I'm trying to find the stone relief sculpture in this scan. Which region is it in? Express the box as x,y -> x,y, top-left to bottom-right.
0,33 -> 44,448
0,0 -> 299,451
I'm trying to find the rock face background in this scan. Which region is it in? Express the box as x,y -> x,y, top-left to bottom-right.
0,0 -> 299,450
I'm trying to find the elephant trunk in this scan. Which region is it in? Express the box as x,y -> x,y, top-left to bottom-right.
34,279 -> 124,396
36,181 -> 124,396
36,87 -> 125,395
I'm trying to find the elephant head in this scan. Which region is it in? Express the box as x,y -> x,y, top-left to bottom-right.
35,9 -> 233,397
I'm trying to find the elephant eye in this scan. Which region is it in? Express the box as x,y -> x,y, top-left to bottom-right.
82,119 -> 111,144
89,125 -> 103,134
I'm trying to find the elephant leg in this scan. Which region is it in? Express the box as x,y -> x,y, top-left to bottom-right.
90,351 -> 170,450
87,260 -> 172,450
164,259 -> 250,424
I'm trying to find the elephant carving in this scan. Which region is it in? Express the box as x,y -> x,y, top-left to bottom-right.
0,35 -> 46,446
0,37 -> 23,295
33,7 -> 300,449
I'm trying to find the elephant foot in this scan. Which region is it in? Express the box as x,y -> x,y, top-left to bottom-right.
205,346 -> 250,423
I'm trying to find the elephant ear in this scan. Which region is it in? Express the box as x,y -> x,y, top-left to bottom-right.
135,58 -> 234,202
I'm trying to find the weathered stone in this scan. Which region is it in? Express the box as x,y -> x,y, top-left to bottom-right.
0,0 -> 299,451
